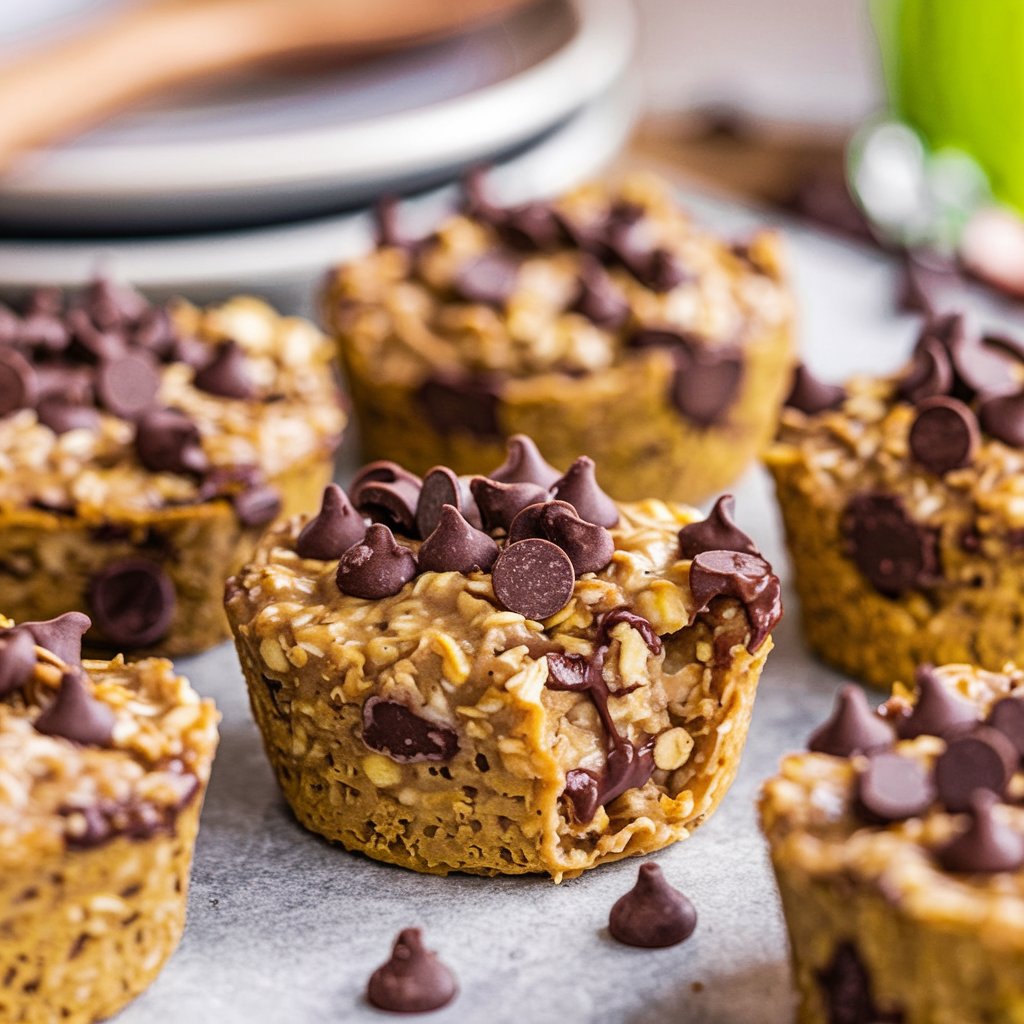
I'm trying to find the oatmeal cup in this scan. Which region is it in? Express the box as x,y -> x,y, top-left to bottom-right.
761,664 -> 1024,1024
0,612 -> 219,1024
0,280 -> 345,656
322,174 -> 795,504
225,436 -> 781,879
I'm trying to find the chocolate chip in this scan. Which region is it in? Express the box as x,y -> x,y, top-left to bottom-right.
817,944 -> 903,1024
366,928 -> 457,1014
678,495 -> 759,560
492,538 -> 575,620
898,665 -> 979,740
336,524 -> 417,600
296,484 -> 364,560
495,202 -> 565,252
23,285 -> 62,317
374,195 -> 409,249
856,751 -> 935,823
550,456 -> 618,528
979,390 -> 1024,447
417,372 -> 502,439
135,408 -> 208,475
66,308 -> 126,363
784,363 -> 845,415
193,340 -> 254,399
417,504 -> 498,574
95,350 -> 161,420
233,483 -> 281,527
908,396 -> 979,474
470,477 -> 550,534
0,348 -> 39,416
672,342 -> 743,427
415,467 -> 480,538
842,493 -> 938,597
0,628 -> 36,696
20,312 -> 69,355
935,727 -> 1018,812
569,262 -> 629,328
22,612 -> 90,666
897,248 -> 963,318
688,550 -> 781,653
452,250 -> 519,306
34,670 -> 115,747
35,364 -> 94,405
353,480 -> 421,536
36,398 -> 101,435
923,312 -> 1021,403
808,685 -> 895,758
898,336 -> 954,404
608,862 -> 698,948
937,791 -> 1024,874
88,558 -> 175,648
987,697 -> 1024,757
522,501 -> 614,576
487,434 -> 561,489
362,697 -> 459,763
132,306 -> 177,358
83,277 -> 148,328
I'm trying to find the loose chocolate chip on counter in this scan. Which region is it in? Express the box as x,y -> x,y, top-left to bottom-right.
0,348 -> 38,415
678,495 -> 759,560
987,697 -> 1024,757
783,363 -> 846,415
688,550 -> 782,653
521,501 -> 615,576
550,456 -> 618,527
193,340 -> 254,399
417,504 -> 499,575
808,685 -> 895,758
492,538 -> 575,620
88,558 -> 176,648
856,751 -> 935,823
488,434 -> 562,489
0,628 -> 36,695
897,337 -> 954,404
94,351 -> 161,420
608,862 -> 698,948
135,408 -> 208,475
36,398 -> 101,435
362,697 -> 459,764
296,484 -> 365,560
817,943 -> 904,1024
34,670 -> 116,747
935,727 -> 1018,813
937,791 -> 1024,874
569,262 -> 630,328
470,477 -> 550,534
233,483 -> 282,528
336,524 -> 417,600
978,390 -> 1024,448
366,928 -> 457,1014
22,612 -> 91,666
898,665 -> 980,740
417,372 -> 502,439
415,466 -> 481,537
908,396 -> 979,474
352,480 -> 420,536
452,250 -> 520,306
671,341 -> 744,428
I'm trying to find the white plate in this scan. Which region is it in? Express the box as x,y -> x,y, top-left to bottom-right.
0,0 -> 634,232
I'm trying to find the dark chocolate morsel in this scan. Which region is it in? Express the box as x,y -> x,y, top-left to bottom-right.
978,390 -> 1024,448
688,549 -> 782,653
415,467 -> 462,539
34,670 -> 116,747
569,263 -> 630,328
296,484 -> 365,560
668,337 -> 744,427
0,348 -> 38,415
934,726 -> 1018,812
366,928 -> 457,1014
937,791 -> 1024,874
808,685 -> 895,758
88,558 -> 176,648
636,247 -> 689,293
897,247 -> 963,318
898,664 -> 980,740
193,340 -> 255,399
0,628 -> 36,696
135,408 -> 208,475
495,201 -> 565,252
487,434 -> 561,489
66,308 -> 126,362
233,483 -> 282,527
897,336 -> 954,404
362,697 -> 459,764
506,500 -> 557,544
36,398 -> 101,435
784,363 -> 845,415
336,524 -> 417,600
856,751 -> 935,823
817,943 -> 903,1024
987,697 -> 1024,757
22,612 -> 91,666
535,502 -> 614,576
908,396 -> 979,474
608,862 -> 698,948
417,504 -> 499,575
491,538 -> 575,620
416,372 -> 502,439
470,477 -> 550,534
550,456 -> 619,528
350,459 -> 422,493
678,495 -> 759,560
95,350 -> 161,420
452,250 -> 520,306
353,480 -> 421,536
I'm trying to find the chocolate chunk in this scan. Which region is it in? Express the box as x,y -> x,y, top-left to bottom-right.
898,665 -> 979,740
366,928 -> 457,1014
937,791 -> 1024,874
908,396 -> 979,474
935,727 -> 1018,813
417,372 -> 502,439
193,340 -> 254,399
550,456 -> 618,528
784,363 -> 845,415
94,351 -> 161,421
0,628 -> 36,696
569,262 -> 629,328
492,538 -> 575,620
525,501 -> 615,576
817,943 -> 903,1024
135,408 -> 208,475
688,550 -> 781,652
233,483 -> 281,527
88,558 -> 176,648
487,434 -> 561,489
842,493 -> 938,597
34,670 -> 116,747
987,697 -> 1024,757
978,390 -> 1024,448
452,250 -> 520,306
598,607 -> 663,654
336,524 -> 417,600
22,612 -> 90,666
36,398 -> 101,435
856,751 -> 935,823
808,685 -> 895,758
0,349 -> 38,415
608,862 -> 698,948
362,697 -> 459,764
296,484 -> 365,560
678,495 -> 759,560
470,477 -> 550,534
495,202 -> 565,252
898,337 -> 954,404
417,504 -> 498,575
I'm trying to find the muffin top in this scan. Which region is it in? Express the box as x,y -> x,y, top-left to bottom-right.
0,612 -> 219,864
0,281 -> 344,520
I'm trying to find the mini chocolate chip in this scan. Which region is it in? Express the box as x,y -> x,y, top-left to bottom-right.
937,791 -> 1024,874
0,349 -> 38,415
898,665 -> 979,740
987,697 -> 1024,757
233,483 -> 282,527
88,558 -> 176,648
0,628 -> 36,696
678,495 -> 759,560
688,550 -> 781,653
784,363 -> 845,414
857,751 -> 935,823
417,372 -> 502,439
417,504 -> 498,575
95,350 -> 161,421
898,337 -> 954,404
935,727 -> 1018,812
354,480 -> 421,536
34,670 -> 115,747
908,396 -> 979,474
808,685 -> 895,758
453,250 -> 519,305
534,501 -> 614,576
366,928 -> 457,1014
415,467 -> 480,537
193,340 -> 254,399
550,456 -> 618,528
978,390 -> 1024,448
296,484 -> 365,560
608,862 -> 698,948
470,477 -> 550,534
36,398 -> 101,435
488,434 -> 562,489
135,408 -> 208,474
569,262 -> 629,328
362,697 -> 459,763
491,538 -> 575,620
336,524 -> 417,599
22,612 -> 90,666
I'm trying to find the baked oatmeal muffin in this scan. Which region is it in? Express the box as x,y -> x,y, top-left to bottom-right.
766,314 -> 1024,687
323,174 -> 795,504
0,280 -> 345,655
0,612 -> 219,1024
761,664 -> 1024,1024
225,436 -> 781,879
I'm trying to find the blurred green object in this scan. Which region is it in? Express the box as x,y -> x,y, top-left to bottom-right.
873,0 -> 1024,214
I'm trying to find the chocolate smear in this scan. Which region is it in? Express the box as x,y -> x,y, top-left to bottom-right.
688,550 -> 781,653
417,372 -> 502,439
